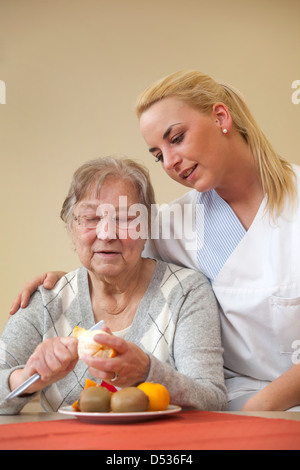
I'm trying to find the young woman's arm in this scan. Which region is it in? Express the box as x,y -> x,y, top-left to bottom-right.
242,363 -> 300,411
10,272 -> 67,314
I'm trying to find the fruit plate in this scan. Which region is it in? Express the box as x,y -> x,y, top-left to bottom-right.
58,405 -> 182,424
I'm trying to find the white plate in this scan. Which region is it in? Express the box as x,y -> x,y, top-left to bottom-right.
58,405 -> 182,424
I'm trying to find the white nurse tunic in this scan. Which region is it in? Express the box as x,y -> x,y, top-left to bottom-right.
144,165 -> 300,411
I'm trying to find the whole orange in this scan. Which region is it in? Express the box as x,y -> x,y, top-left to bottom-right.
137,382 -> 170,411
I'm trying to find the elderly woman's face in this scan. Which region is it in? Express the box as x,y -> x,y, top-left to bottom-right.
71,177 -> 147,280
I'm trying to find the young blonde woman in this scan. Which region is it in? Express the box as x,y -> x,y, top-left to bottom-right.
11,71 -> 300,411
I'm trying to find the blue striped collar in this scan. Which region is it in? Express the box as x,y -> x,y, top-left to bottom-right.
196,190 -> 246,282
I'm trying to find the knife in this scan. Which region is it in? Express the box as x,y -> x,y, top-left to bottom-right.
5,320 -> 104,401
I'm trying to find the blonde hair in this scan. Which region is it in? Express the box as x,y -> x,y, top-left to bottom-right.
136,70 -> 296,217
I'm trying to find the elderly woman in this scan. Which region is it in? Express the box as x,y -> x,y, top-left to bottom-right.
0,156 -> 226,414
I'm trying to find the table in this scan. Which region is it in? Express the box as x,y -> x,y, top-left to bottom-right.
0,400 -> 299,450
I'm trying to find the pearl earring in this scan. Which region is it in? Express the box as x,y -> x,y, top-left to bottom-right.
222,128 -> 228,134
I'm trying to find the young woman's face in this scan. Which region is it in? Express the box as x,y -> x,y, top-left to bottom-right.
139,97 -> 231,193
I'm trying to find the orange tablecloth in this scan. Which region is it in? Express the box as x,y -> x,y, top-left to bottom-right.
0,411 -> 299,450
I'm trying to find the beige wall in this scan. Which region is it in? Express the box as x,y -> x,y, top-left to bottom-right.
0,0 -> 299,333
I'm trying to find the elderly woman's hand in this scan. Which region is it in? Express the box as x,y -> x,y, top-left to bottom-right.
82,329 -> 150,387
9,337 -> 79,395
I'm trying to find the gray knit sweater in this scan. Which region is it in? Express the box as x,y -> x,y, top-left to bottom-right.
0,261 -> 227,414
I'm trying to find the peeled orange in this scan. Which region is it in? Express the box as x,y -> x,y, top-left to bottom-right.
72,326 -> 86,338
